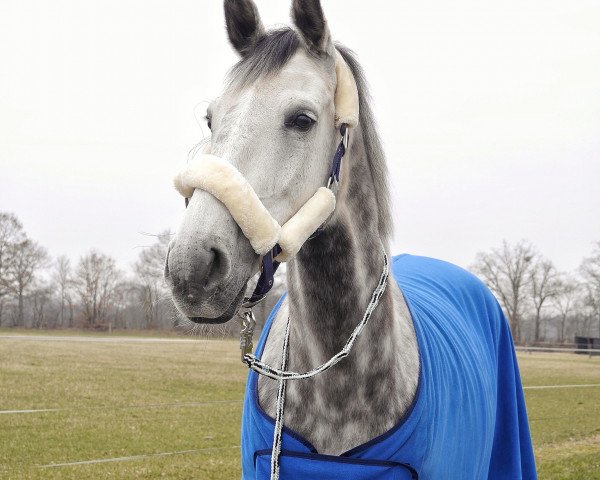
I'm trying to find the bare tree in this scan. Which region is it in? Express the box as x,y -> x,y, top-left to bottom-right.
578,290 -> 597,337
0,212 -> 26,325
2,238 -> 49,326
471,240 -> 537,343
31,283 -> 56,329
132,231 -> 171,329
528,259 -> 559,343
552,276 -> 579,343
53,255 -> 74,327
74,251 -> 122,328
579,241 -> 600,336
110,279 -> 136,330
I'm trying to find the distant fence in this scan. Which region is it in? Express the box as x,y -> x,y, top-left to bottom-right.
515,336 -> 600,357
574,336 -> 600,356
516,345 -> 600,357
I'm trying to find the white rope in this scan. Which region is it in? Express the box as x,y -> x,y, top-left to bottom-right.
243,250 -> 389,381
270,316 -> 291,480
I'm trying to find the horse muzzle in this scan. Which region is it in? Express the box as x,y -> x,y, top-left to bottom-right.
165,188 -> 257,323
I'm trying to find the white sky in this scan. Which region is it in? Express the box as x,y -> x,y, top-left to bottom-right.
1,0 -> 599,273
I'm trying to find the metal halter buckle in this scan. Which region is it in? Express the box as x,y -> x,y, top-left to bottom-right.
342,124 -> 349,149
238,291 -> 267,361
236,248 -> 276,362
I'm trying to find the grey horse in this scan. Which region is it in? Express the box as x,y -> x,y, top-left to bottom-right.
165,1 -> 536,478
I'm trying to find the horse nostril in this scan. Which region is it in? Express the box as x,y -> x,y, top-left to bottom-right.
166,240 -> 232,305
203,246 -> 229,292
207,248 -> 221,284
182,245 -> 230,298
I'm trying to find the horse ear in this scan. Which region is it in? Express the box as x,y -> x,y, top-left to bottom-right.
291,0 -> 332,55
224,0 -> 265,57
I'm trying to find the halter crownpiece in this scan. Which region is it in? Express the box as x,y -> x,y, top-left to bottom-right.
334,51 -> 359,128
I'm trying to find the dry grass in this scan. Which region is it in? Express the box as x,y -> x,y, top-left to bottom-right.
519,353 -> 600,479
0,331 -> 599,479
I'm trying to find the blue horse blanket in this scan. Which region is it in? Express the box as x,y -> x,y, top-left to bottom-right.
241,254 -> 537,479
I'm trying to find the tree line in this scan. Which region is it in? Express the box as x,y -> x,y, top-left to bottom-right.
1,211 -> 598,344
471,240 -> 600,344
0,211 -> 285,334
0,212 -> 173,330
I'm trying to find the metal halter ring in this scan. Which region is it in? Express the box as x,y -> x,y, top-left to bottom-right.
342,123 -> 349,149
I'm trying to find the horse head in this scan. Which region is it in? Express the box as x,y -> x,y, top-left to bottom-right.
166,0 -> 357,324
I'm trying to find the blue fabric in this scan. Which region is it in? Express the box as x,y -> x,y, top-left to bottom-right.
241,254 -> 537,479
255,450 -> 417,479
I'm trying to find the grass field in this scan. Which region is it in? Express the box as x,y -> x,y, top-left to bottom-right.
1,331 -> 599,479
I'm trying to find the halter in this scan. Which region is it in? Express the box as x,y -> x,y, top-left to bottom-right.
173,51 -> 390,480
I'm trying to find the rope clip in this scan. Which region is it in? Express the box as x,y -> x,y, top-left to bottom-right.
237,307 -> 257,362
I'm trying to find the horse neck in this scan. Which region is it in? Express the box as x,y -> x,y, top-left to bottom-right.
261,126 -> 419,455
286,126 -> 396,361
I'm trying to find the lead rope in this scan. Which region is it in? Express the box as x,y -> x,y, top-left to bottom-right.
244,249 -> 389,381
246,247 -> 389,480
270,316 -> 291,480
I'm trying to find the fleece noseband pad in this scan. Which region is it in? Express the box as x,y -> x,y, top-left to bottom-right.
276,187 -> 335,262
174,154 -> 336,260
174,154 -> 281,256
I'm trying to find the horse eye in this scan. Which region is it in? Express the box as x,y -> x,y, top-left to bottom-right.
205,115 -> 212,130
291,114 -> 315,131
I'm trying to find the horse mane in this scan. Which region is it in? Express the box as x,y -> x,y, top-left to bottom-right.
227,28 -> 392,241
335,44 -> 392,240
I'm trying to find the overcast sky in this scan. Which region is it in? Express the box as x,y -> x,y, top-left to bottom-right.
1,0 -> 599,274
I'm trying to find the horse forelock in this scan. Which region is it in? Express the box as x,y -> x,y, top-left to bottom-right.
227,28 -> 301,90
